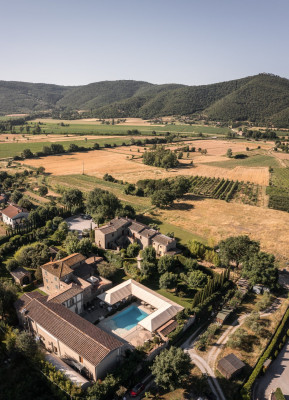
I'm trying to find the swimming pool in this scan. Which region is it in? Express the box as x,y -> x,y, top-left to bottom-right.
111,305 -> 148,331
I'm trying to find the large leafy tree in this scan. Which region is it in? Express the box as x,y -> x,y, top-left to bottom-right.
151,189 -> 176,208
62,188 -> 83,210
218,235 -> 260,267
151,347 -> 191,391
241,252 -> 278,288
15,243 -> 50,269
159,272 -> 178,289
86,188 -> 121,221
0,281 -> 18,321
181,270 -> 208,289
158,255 -> 175,274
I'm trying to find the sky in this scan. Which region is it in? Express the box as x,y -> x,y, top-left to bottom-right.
0,0 -> 289,86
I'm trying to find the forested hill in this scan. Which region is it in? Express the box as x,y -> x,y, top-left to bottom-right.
1,74 -> 289,127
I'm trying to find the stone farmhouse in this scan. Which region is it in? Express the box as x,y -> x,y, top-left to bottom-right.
1,203 -> 29,227
15,292 -> 126,381
95,217 -> 179,256
41,253 -> 112,314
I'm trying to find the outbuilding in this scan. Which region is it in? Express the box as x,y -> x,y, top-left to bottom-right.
10,267 -> 32,286
217,353 -> 245,379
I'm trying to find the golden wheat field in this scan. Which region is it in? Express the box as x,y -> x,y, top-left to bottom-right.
23,141 -> 270,185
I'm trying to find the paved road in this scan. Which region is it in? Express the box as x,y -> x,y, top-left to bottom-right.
254,340 -> 289,400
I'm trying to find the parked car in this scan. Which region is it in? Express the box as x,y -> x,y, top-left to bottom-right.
130,383 -> 145,397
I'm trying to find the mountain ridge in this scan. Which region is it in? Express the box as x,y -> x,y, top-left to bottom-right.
1,74 -> 289,127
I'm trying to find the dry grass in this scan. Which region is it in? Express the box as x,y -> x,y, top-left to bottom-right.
151,196 -> 289,262
30,117 -> 155,126
23,141 -> 270,185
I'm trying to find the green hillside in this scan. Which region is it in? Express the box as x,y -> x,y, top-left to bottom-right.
0,80 -> 72,113
1,74 -> 289,126
205,74 -> 289,124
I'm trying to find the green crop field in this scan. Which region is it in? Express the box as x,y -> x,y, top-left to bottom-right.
204,154 -> 280,169
267,167 -> 289,212
8,119 -> 230,136
0,137 -> 133,158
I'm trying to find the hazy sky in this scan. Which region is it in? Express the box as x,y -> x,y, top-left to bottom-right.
1,0 -> 288,86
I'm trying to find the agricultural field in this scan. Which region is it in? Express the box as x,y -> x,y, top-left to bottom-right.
0,137 -> 134,158
204,154 -> 280,169
3,133 -> 289,261
23,142 -> 270,186
8,117 -> 231,136
189,176 -> 262,206
153,196 -> 289,263
267,167 -> 289,212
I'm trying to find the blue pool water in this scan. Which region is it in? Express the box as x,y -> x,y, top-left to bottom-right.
111,305 -> 148,330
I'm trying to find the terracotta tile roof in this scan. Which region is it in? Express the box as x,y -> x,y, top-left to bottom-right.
48,285 -> 83,304
1,204 -> 27,219
129,221 -> 147,233
10,267 -> 31,280
14,291 -> 45,311
61,253 -> 86,267
41,254 -> 86,278
41,261 -> 73,278
98,218 -> 130,233
85,256 -> 103,265
18,296 -> 124,366
139,228 -> 157,238
152,234 -> 174,246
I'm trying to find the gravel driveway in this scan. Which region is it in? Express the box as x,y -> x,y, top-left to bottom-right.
66,215 -> 96,237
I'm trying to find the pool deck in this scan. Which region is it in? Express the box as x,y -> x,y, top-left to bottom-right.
97,302 -> 153,346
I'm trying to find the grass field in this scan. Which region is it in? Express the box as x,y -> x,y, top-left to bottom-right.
204,154 -> 280,169
11,119 -> 231,136
23,142 -> 270,186
0,137 -> 132,158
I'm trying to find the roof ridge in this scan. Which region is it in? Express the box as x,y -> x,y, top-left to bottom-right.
33,298 -> 112,352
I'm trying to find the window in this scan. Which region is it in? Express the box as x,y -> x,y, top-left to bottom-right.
54,277 -> 57,281
46,279 -> 48,283
45,271 -> 47,275
70,298 -> 74,306
55,285 -> 58,289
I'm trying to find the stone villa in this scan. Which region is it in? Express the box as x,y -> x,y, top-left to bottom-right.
15,292 -> 126,381
95,217 -> 179,256
41,253 -> 111,314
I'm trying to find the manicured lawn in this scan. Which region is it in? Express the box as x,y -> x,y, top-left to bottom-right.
157,288 -> 193,308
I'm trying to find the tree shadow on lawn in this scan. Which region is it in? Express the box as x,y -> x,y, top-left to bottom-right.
171,202 -> 194,211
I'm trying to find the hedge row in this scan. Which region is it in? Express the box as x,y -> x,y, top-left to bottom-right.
241,306 -> 289,399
